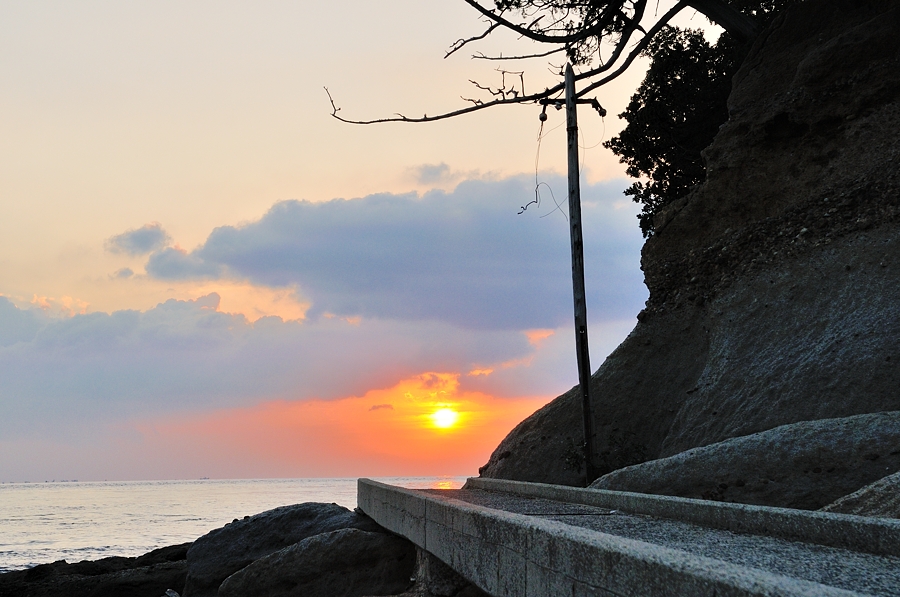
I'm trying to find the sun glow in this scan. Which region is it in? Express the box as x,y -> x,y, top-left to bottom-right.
431,408 -> 459,429
131,372 -> 553,477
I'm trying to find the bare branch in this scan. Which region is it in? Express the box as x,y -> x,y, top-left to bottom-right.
459,0 -> 616,44
470,79 -> 507,98
326,0 -> 701,126
472,47 -> 565,61
325,83 -> 564,125
324,86 -> 341,117
574,1 -> 687,96
445,21 -> 501,59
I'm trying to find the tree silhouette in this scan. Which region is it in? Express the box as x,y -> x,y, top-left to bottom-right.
603,1 -> 792,237
327,0 -> 761,125
604,27 -> 741,236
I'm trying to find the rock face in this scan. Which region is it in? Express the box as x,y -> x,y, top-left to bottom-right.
479,0 -> 900,493
821,470 -> 900,518
182,502 -> 382,597
217,528 -> 415,597
0,543 -> 190,597
590,412 -> 900,509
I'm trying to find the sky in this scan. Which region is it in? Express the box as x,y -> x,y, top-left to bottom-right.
0,1 -> 717,482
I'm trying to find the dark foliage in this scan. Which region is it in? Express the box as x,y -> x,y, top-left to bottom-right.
603,1 -> 794,237
604,28 -> 741,236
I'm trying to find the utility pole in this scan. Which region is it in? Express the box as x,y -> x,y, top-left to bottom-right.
564,64 -> 598,485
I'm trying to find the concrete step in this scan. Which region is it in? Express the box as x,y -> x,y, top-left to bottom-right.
357,477 -> 900,597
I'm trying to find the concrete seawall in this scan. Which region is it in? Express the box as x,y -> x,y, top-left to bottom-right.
358,478 -> 900,596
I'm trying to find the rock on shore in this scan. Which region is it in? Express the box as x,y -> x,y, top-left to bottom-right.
0,543 -> 190,597
0,501 -> 492,597
590,412 -> 900,509
217,528 -> 415,597
182,502 -> 387,597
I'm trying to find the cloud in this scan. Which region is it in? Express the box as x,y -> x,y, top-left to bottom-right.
410,162 -> 451,184
120,373 -> 551,478
0,175 -> 650,480
146,247 -> 223,279
0,373 -> 553,481
111,267 -> 134,279
0,297 -> 44,347
106,222 -> 171,256
29,295 -> 89,317
144,176 -> 647,330
0,294 -> 544,435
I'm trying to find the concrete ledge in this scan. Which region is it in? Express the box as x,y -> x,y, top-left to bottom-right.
464,477 -> 900,558
358,478 -> 866,597
357,478 -> 427,546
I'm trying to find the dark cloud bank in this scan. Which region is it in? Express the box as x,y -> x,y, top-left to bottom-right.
146,176 -> 646,330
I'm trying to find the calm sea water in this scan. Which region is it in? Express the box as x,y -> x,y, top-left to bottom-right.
0,476 -> 468,572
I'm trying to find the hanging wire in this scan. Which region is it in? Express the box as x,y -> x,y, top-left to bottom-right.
522,99 -> 606,219
519,104 -> 568,220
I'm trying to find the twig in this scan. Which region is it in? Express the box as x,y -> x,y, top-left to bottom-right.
445,21 -> 501,59
473,48 -> 565,61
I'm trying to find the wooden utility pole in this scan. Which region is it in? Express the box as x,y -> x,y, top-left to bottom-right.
564,64 -> 598,485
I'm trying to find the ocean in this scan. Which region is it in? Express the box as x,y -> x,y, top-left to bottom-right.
0,476 -> 468,573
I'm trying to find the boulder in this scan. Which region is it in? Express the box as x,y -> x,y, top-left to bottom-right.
217,528 -> 415,597
182,503 -> 382,597
479,0 -> 900,487
0,543 -> 191,597
590,412 -> 900,510
821,470 -> 900,518
74,563 -> 187,597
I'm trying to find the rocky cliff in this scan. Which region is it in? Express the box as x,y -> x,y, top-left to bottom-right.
479,0 -> 900,493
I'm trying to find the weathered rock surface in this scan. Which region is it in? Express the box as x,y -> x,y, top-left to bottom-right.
821,470 -> 900,518
217,528 -> 415,597
0,543 -> 190,597
183,502 -> 382,597
479,0 -> 900,490
590,412 -> 900,509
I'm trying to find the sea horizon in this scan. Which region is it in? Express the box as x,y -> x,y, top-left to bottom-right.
0,475 -> 470,572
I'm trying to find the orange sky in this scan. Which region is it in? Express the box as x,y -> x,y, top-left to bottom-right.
0,1 -> 715,482
129,372 -> 551,478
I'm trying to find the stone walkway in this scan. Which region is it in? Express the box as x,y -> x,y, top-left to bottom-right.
358,477 -> 900,597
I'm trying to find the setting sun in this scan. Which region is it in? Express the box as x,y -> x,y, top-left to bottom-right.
431,408 -> 460,429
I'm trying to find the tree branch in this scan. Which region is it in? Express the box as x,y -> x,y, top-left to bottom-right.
459,0 -> 613,44
445,21 -> 501,59
326,0 -> 754,125
472,47 -> 565,61
573,1 -> 688,94
325,84 -> 564,125
689,0 -> 759,41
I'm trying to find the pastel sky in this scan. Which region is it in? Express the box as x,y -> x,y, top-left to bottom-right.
0,1 -> 717,482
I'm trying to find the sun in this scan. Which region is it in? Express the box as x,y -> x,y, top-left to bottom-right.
431,408 -> 459,429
